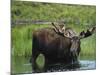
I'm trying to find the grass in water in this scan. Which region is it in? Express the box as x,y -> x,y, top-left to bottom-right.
11,24 -> 49,56
12,24 -> 96,59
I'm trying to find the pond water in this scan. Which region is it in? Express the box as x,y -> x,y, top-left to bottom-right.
11,56 -> 96,74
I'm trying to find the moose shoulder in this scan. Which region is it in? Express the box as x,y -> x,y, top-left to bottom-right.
31,26 -> 95,72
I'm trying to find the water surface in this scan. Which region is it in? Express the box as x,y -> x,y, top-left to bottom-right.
11,56 -> 96,74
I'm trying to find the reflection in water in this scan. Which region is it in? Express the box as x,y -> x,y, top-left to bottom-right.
79,60 -> 96,70
11,57 -> 96,74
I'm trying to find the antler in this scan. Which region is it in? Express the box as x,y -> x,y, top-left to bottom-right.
79,26 -> 96,39
51,22 -> 71,37
51,22 -> 60,33
51,22 -> 80,38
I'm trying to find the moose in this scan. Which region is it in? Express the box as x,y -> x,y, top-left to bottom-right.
31,22 -> 95,72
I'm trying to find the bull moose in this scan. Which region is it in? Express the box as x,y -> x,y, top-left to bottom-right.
31,22 -> 95,72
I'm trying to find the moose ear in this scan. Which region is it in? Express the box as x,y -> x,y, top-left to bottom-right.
79,27 -> 96,39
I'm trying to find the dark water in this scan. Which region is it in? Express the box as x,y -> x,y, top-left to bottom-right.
11,56 -> 96,74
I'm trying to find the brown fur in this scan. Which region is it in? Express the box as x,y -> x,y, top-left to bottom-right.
31,26 -> 95,72
31,27 -> 80,72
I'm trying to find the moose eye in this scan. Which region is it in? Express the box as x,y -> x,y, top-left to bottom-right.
71,38 -> 80,43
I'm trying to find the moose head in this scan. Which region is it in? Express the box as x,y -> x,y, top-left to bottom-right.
51,22 -> 96,63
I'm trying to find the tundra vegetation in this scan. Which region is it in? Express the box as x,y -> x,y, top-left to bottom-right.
11,1 -> 96,61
